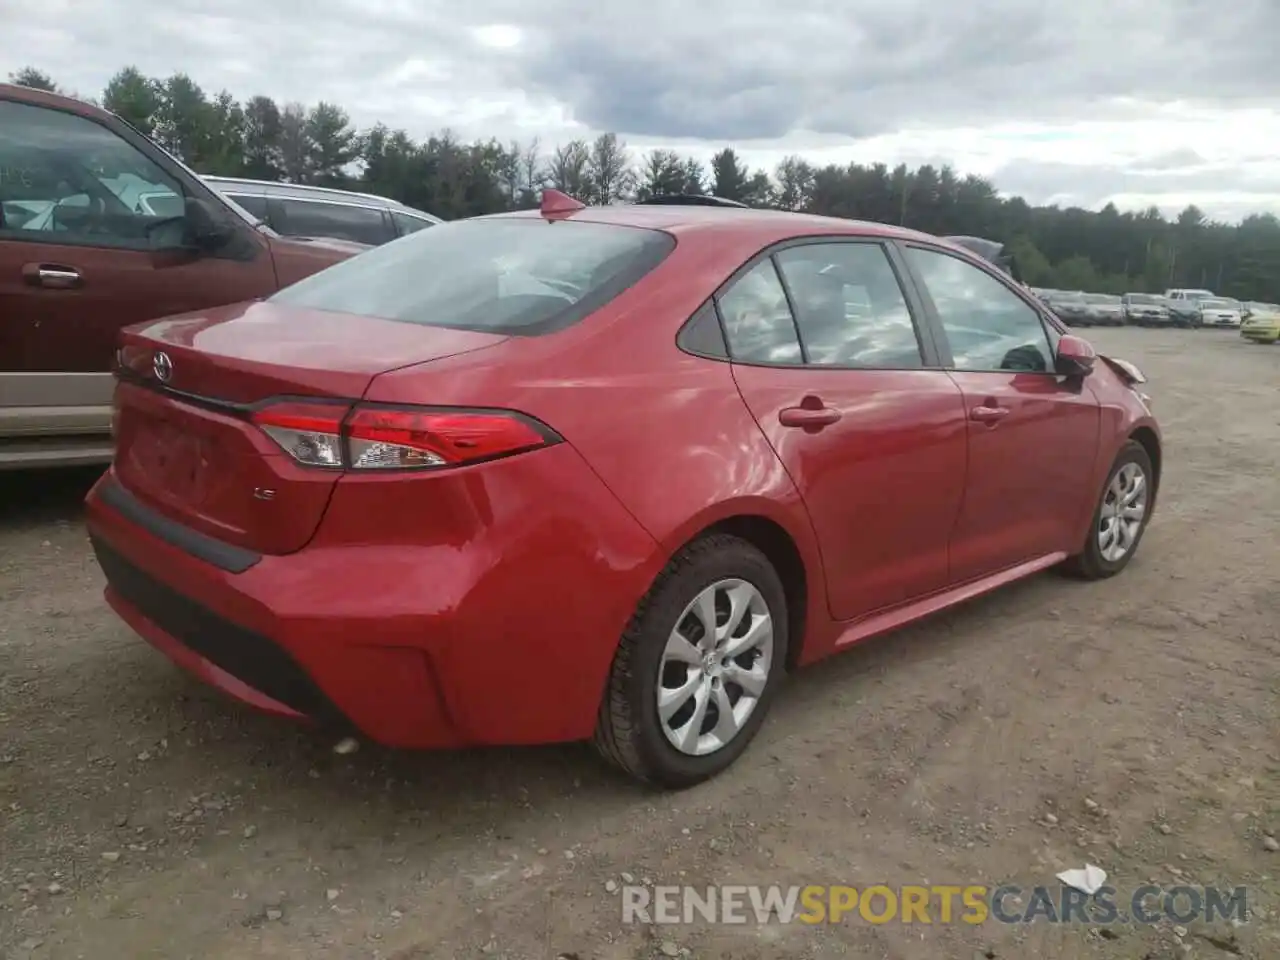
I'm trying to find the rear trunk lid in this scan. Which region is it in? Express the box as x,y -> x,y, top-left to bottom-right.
112,300 -> 506,555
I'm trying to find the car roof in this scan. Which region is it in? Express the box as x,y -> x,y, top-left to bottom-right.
491,203 -> 961,249
1,82 -> 116,122
201,175 -> 442,221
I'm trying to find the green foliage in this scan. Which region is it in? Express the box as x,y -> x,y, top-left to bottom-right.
20,64 -> 1280,300
8,67 -> 59,92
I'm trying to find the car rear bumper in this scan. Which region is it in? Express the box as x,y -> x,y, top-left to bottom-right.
85,446 -> 662,749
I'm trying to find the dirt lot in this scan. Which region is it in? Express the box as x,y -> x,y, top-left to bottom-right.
1,327 -> 1277,960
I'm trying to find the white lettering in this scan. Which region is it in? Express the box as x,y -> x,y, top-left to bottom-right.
621,886 -> 651,923
750,885 -> 801,923
721,885 -> 748,923
684,886 -> 716,923
654,886 -> 682,924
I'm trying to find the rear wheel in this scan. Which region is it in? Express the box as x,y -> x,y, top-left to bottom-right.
593,534 -> 788,787
1062,441 -> 1154,579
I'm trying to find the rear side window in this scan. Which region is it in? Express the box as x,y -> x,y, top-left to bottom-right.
392,210 -> 434,236
270,218 -> 676,335
716,259 -> 803,364
272,198 -> 393,245
774,243 -> 923,368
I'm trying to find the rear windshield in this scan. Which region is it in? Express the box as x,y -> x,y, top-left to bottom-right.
269,217 -> 675,335
1200,298 -> 1232,308
1125,293 -> 1159,304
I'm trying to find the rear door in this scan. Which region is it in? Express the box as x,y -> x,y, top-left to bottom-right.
900,243 -> 1100,581
0,93 -> 277,422
723,239 -> 969,622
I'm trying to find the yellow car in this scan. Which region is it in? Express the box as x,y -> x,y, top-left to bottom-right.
1240,303 -> 1280,343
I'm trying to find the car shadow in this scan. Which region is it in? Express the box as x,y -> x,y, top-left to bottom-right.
0,465 -> 103,529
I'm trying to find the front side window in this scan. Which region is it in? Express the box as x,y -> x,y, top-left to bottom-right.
273,198 -> 392,245
0,100 -> 184,249
906,246 -> 1054,373
225,193 -> 269,219
774,243 -> 923,368
716,259 -> 803,364
270,217 -> 675,335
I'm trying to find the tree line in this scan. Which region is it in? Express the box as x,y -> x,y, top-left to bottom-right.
10,65 -> 1280,302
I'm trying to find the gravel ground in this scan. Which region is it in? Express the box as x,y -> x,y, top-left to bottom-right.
1,327 -> 1278,960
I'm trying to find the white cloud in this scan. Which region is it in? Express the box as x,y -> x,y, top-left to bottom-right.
3,0 -> 1278,220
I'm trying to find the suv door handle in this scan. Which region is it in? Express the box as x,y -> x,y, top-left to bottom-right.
23,263 -> 83,289
970,404 -> 1009,424
779,404 -> 842,430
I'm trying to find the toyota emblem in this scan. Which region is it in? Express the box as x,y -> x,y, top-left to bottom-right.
153,351 -> 173,382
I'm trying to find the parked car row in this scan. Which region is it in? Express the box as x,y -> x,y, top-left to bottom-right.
1028,286 -> 1274,331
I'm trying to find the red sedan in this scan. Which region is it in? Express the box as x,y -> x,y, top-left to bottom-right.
85,192 -> 1161,787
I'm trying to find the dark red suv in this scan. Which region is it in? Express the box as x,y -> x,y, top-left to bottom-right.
0,83 -> 359,470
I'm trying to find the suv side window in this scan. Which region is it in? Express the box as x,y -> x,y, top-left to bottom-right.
774,243 -> 923,368
224,193 -> 269,219
0,100 -> 184,250
905,246 -> 1054,373
716,259 -> 802,364
392,211 -> 434,237
272,198 -> 392,245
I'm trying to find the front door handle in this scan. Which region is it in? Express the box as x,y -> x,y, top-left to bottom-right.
970,404 -> 1009,424
779,404 -> 842,430
22,263 -> 84,289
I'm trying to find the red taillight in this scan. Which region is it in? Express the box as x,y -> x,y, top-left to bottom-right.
346,406 -> 552,469
251,400 -> 349,468
251,400 -> 558,471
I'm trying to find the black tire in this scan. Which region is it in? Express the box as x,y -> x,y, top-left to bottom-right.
592,534 -> 789,788
1061,440 -> 1155,580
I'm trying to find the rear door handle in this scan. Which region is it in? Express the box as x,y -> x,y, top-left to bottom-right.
22,263 -> 84,289
970,404 -> 1009,424
778,405 -> 842,430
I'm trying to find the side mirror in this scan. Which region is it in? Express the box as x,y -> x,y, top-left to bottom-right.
184,196 -> 236,250
146,196 -> 236,264
1056,334 -> 1096,376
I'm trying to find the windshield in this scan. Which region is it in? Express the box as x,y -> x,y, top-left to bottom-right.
1199,298 -> 1233,309
270,217 -> 676,335
1083,293 -> 1119,304
1126,294 -> 1159,304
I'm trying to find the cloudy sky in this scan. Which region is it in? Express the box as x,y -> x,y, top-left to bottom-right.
4,0 -> 1279,221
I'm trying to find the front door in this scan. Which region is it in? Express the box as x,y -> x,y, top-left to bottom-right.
719,240 -> 969,622
901,244 -> 1100,581
0,95 -> 277,418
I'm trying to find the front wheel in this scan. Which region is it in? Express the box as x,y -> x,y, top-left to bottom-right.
1062,441 -> 1155,579
593,534 -> 789,787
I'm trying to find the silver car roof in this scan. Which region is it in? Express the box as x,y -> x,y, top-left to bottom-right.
201,176 -> 442,223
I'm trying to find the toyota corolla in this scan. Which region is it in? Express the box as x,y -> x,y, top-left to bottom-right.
86,193 -> 1162,787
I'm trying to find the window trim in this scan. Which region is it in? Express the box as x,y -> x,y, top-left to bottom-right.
687,235 -> 944,371
897,240 -> 1065,375
0,97 -> 264,262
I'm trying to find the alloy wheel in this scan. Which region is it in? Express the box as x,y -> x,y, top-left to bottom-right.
656,578 -> 774,757
1098,462 -> 1148,562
